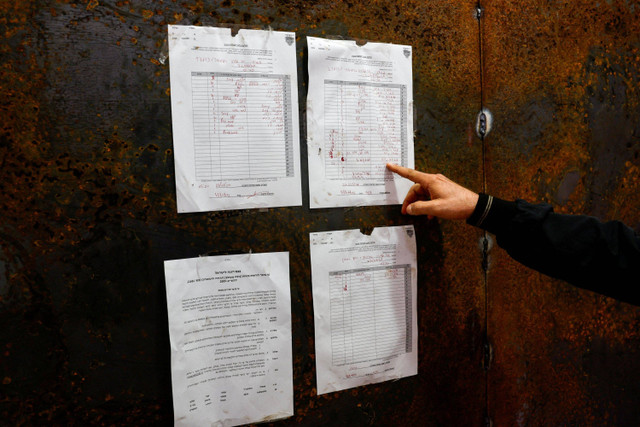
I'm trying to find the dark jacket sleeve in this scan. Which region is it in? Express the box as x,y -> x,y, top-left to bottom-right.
467,193 -> 640,305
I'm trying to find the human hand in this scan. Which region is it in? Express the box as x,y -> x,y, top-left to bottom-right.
386,163 -> 479,220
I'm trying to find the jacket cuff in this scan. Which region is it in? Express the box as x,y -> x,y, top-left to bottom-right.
466,193 -> 518,235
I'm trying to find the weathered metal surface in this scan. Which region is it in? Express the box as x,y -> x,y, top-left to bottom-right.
1,0 -> 484,425
483,0 -> 640,424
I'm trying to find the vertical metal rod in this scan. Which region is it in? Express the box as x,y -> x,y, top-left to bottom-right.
476,2 -> 492,426
477,2 -> 486,194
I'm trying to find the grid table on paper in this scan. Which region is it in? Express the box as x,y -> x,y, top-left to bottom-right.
191,72 -> 294,181
323,80 -> 408,181
329,264 -> 412,366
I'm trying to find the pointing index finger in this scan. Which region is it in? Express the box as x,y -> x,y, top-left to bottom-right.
386,163 -> 425,184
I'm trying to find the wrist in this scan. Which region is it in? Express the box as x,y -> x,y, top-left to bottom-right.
464,192 -> 479,220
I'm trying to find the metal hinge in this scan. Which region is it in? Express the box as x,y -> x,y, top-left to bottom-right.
479,234 -> 493,272
475,108 -> 492,138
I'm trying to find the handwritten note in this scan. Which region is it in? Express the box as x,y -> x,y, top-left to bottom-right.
310,226 -> 418,394
306,37 -> 414,208
168,26 -> 302,212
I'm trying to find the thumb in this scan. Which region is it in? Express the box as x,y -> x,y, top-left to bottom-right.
406,200 -> 441,216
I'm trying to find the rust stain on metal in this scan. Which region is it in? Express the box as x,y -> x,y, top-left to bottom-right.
484,1 -> 640,425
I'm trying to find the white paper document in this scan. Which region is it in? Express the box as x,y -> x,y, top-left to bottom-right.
306,37 -> 414,208
164,252 -> 293,426
168,25 -> 302,212
310,226 -> 418,394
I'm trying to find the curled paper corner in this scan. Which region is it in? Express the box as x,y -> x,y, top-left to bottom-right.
262,25 -> 275,43
158,37 -> 168,64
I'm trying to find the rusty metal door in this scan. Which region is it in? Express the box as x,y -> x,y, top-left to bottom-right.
1,0 -> 638,425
